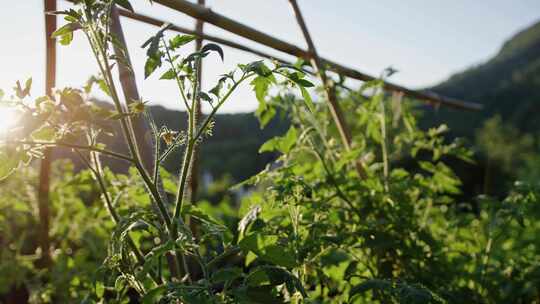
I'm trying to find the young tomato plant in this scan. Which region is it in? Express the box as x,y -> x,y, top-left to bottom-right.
0,0 -> 315,302
240,79 -> 476,303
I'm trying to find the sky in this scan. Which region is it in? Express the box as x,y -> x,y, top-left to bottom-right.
1,0 -> 539,113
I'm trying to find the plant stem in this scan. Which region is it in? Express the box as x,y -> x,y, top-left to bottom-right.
378,90 -> 390,192
75,149 -> 161,285
89,24 -> 173,230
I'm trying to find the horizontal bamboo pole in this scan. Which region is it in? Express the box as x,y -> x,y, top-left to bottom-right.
61,0 -> 481,111
149,0 -> 482,111
118,9 -> 373,95
117,9 -> 295,68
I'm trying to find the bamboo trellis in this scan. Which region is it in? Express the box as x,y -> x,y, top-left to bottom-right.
39,0 -> 482,262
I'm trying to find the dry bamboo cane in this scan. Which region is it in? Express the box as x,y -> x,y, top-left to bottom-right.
110,5 -> 180,278
116,9 -> 295,67
288,0 -> 367,179
149,0 -> 481,111
115,9 -> 354,92
38,0 -> 56,268
110,7 -> 154,173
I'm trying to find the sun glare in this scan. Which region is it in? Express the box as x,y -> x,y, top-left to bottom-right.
0,107 -> 20,135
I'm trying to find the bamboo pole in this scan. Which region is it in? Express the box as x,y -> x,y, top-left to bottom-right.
110,6 -> 155,173
117,9 -> 295,66
288,0 -> 367,179
150,0 -> 482,111
116,9 -> 351,89
38,0 -> 56,268
110,5 -> 180,279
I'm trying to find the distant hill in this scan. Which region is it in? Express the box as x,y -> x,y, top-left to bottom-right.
425,20 -> 540,137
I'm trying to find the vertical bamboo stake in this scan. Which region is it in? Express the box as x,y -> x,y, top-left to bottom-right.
110,6 -> 180,278
110,7 -> 155,173
38,0 -> 56,268
287,0 -> 366,179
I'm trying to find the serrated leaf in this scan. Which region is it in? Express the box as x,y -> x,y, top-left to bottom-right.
15,78 -> 32,99
159,68 -> 176,80
31,125 -> 56,141
259,126 -> 297,154
239,233 -> 297,268
169,34 -> 196,50
251,76 -> 271,104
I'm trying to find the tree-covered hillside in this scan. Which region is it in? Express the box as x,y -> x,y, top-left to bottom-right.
426,20 -> 540,137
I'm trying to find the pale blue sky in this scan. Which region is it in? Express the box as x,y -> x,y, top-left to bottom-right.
1,0 -> 539,112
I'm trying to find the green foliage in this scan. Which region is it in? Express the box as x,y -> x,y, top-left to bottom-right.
0,1 -> 538,303
239,80 -> 540,303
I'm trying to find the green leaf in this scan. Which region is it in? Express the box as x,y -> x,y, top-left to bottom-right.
299,86 -> 315,113
142,285 -> 166,304
294,78 -> 314,87
60,88 -> 84,109
211,267 -> 243,283
0,149 -> 21,181
239,233 -> 297,268
142,23 -> 172,57
182,204 -> 225,229
209,80 -> 223,98
259,126 -> 297,154
15,78 -> 32,99
159,68 -> 176,80
59,31 -> 73,45
51,23 -> 79,46
245,266 -> 307,297
51,23 -> 76,38
97,79 -> 111,97
169,34 -> 196,50
144,56 -> 161,79
251,76 -> 271,104
31,125 -> 56,141
201,43 -> 224,61
349,279 -> 392,300
233,286 -> 281,304
255,100 -> 276,129
95,281 -> 105,298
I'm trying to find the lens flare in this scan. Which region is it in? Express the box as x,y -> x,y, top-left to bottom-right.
0,107 -> 20,136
